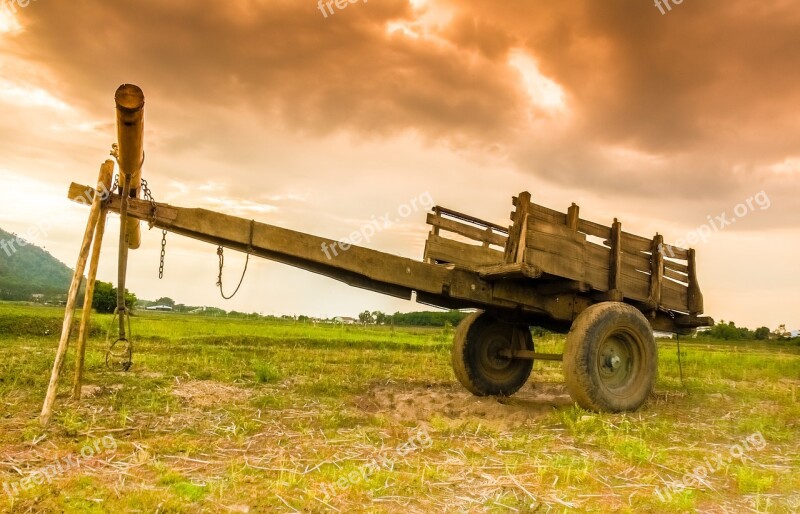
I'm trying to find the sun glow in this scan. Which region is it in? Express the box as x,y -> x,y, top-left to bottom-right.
0,7 -> 21,34
508,49 -> 566,113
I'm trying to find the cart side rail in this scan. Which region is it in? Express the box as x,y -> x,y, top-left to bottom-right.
423,206 -> 508,270
508,192 -> 703,315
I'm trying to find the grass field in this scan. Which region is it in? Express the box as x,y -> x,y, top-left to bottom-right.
0,302 -> 798,513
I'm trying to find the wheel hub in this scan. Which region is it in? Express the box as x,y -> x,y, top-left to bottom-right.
597,334 -> 635,390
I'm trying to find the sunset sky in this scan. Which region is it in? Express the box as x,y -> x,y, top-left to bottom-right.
0,0 -> 797,329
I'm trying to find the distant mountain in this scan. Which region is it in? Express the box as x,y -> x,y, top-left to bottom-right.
0,227 -> 74,301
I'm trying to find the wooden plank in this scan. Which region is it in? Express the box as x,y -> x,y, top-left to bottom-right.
526,250 -> 584,283
662,278 -> 688,311
524,250 -> 609,292
687,248 -> 704,314
567,203 -> 579,231
530,203 -> 567,226
514,197 -> 567,226
577,218 -> 611,239
478,262 -> 542,280
661,243 -> 689,260
426,235 -> 505,270
664,259 -> 689,274
620,231 -> 652,254
621,250 -> 651,272
619,268 -> 651,301
649,235 -> 664,308
585,241 -> 610,271
526,228 -> 586,262
426,213 -> 507,247
528,219 -> 588,243
436,205 -> 508,233
663,267 -> 688,284
608,219 -> 622,298
515,214 -> 529,262
505,192 -> 531,263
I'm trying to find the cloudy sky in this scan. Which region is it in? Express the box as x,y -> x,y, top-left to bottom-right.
0,0 -> 797,329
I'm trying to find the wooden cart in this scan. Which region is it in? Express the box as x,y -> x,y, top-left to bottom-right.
67,181 -> 712,411
57,84 -> 712,416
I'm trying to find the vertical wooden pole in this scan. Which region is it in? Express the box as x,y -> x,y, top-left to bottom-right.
114,84 -> 145,339
608,218 -> 624,302
504,191 -> 531,264
648,233 -> 664,310
687,248 -> 703,314
71,162 -> 114,400
566,203 -> 579,232
115,84 -> 145,250
40,161 -> 115,426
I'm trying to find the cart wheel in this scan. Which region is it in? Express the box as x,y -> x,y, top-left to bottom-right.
452,311 -> 534,396
563,302 -> 657,412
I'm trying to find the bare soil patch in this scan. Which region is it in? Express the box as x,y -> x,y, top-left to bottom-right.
171,380 -> 251,407
358,381 -> 572,430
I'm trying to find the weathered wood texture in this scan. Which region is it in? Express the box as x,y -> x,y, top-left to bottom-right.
423,191 -> 700,314
68,183 -> 708,333
424,207 -> 508,267
511,193 -> 697,313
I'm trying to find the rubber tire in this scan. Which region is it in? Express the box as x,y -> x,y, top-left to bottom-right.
452,311 -> 534,396
563,302 -> 657,412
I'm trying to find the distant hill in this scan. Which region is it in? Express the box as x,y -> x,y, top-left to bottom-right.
0,227 -> 74,301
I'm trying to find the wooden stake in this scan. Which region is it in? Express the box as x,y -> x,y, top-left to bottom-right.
71,163 -> 114,400
40,160 -> 114,426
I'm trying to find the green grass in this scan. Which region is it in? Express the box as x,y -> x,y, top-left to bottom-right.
0,303 -> 798,513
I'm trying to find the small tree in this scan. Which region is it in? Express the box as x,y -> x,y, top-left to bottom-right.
155,297 -> 175,307
754,327 -> 770,340
92,281 -> 137,314
358,310 -> 374,324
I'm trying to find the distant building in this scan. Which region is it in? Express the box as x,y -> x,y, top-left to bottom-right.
334,316 -> 356,324
791,330 -> 800,338
146,305 -> 173,312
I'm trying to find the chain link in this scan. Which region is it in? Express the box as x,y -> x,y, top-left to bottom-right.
141,178 -> 156,222
139,177 -> 168,280
159,229 -> 167,279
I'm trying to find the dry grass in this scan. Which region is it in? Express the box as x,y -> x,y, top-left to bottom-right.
0,304 -> 798,513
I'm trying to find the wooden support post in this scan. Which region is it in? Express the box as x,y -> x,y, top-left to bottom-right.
431,207 -> 441,236
687,248 -> 703,314
607,218 -> 624,302
504,191 -> 531,264
40,161 -> 115,426
648,233 -> 664,310
115,84 -> 145,250
567,203 -> 579,232
71,161 -> 114,400
114,84 -> 145,339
